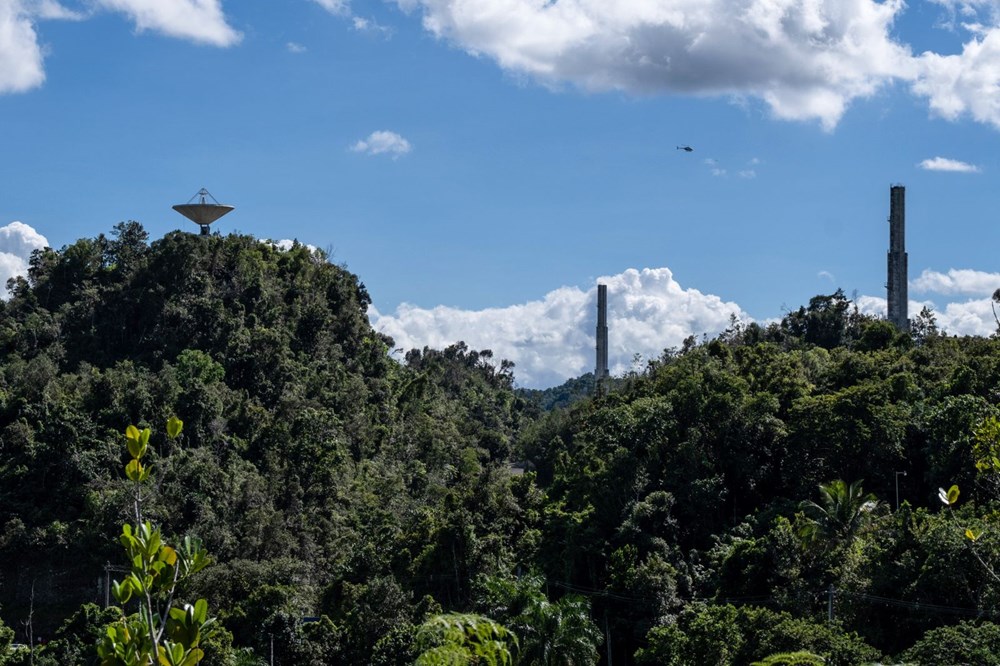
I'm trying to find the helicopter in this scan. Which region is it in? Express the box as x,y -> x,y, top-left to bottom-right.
676,145 -> 694,152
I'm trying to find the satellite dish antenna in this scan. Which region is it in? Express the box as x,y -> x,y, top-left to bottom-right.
172,188 -> 234,236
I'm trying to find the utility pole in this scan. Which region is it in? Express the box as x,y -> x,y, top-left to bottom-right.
827,584 -> 835,623
604,609 -> 612,666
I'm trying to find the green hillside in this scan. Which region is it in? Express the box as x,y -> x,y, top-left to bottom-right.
1,226 -> 999,665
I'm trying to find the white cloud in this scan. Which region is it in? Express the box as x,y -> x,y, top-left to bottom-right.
0,0 -> 46,93
286,41 -> 306,53
934,298 -> 998,336
353,15 -> 392,37
24,0 -> 85,20
861,293 -> 998,336
312,0 -> 349,15
738,169 -> 756,178
912,13 -> 1000,129
351,130 -> 412,158
371,266 -> 745,388
95,0 -> 241,46
268,238 -> 319,253
0,221 -> 48,296
393,0 -> 915,130
818,270 -> 835,282
918,156 -> 981,172
912,268 -> 1000,295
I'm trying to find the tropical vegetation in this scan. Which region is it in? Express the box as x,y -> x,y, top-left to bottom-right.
0,225 -> 997,663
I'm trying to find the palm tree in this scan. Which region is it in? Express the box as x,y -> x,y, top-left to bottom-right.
798,479 -> 880,547
515,594 -> 602,666
477,576 -> 602,666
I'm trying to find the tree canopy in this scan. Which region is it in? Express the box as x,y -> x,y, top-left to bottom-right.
1,227 -> 999,664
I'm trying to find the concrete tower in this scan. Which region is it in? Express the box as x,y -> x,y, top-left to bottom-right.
596,284 -> 609,382
887,185 -> 909,331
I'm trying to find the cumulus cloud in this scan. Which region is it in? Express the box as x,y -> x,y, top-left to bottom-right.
95,0 -> 241,46
912,268 -> 1000,295
862,264 -> 1000,336
0,0 -> 46,94
391,0 -> 914,130
286,41 -> 306,53
269,238 -> 319,253
857,292 -> 997,336
0,221 -> 48,295
380,0 -> 1000,131
371,267 -> 745,388
912,3 -> 1000,129
351,130 -> 412,158
918,156 -> 981,172
0,0 -> 239,97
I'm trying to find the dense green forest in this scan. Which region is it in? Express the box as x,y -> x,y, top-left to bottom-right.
1,223 -> 1000,664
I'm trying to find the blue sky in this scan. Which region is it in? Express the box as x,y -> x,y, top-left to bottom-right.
3,0 -> 1000,386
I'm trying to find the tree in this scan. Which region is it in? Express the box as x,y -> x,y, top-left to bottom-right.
97,419 -> 214,666
899,621 -> 1000,665
413,613 -> 517,666
797,480 -> 880,548
476,576 -> 601,666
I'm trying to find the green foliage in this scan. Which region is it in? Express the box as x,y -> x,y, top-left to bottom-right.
10,226 -> 1000,664
97,418 -> 216,666
797,480 -> 881,548
0,616 -> 13,663
414,613 -> 517,666
637,605 -> 880,666
474,575 -> 601,666
898,621 -> 1000,665
750,651 -> 825,666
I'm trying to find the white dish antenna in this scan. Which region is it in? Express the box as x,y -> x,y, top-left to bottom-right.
173,188 -> 234,235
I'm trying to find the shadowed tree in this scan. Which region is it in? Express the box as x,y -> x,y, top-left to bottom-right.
798,479 -> 880,547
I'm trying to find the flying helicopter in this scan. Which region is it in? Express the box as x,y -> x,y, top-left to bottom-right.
676,145 -> 694,152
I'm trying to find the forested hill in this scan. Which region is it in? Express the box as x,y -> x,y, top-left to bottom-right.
3,226 -> 1000,665
0,224 -> 527,663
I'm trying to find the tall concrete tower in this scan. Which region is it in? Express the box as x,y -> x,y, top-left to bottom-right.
887,185 -> 909,331
596,284 -> 609,382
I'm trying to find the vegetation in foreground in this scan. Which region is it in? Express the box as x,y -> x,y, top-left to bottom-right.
0,224 -> 998,663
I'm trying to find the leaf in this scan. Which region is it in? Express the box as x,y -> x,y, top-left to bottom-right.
112,580 -> 132,604
180,649 -> 204,666
966,528 -> 982,542
127,436 -> 146,461
161,546 -> 178,566
167,416 -> 184,439
125,459 -> 143,483
126,425 -> 139,442
194,598 -> 208,624
939,486 -> 960,505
